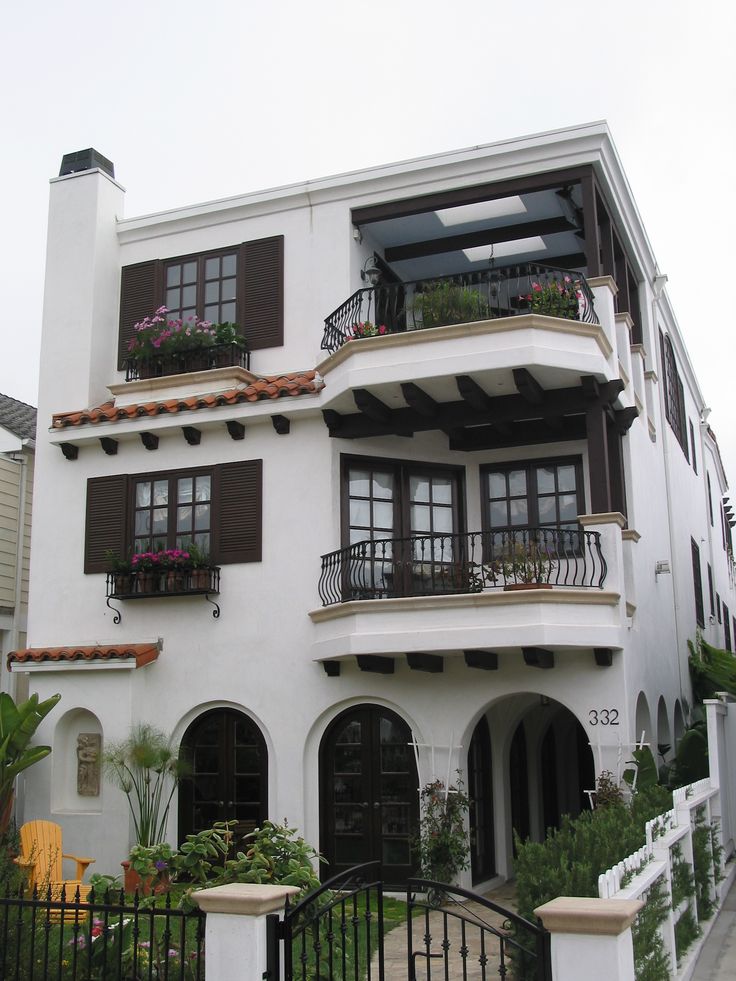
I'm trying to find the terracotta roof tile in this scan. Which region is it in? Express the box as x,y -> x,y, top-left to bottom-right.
7,644 -> 159,670
51,371 -> 321,430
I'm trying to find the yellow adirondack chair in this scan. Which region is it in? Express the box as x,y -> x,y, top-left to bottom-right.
16,819 -> 95,905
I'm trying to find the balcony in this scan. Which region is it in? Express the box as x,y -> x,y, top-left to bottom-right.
123,343 -> 250,382
105,566 -> 221,622
321,263 -> 597,355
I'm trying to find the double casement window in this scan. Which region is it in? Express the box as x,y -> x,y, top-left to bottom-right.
481,458 -> 584,537
84,460 -> 262,573
118,236 -> 284,368
660,331 -> 689,460
691,539 -> 705,629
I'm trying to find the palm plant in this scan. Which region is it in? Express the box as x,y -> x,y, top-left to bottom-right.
104,723 -> 186,847
0,692 -> 61,836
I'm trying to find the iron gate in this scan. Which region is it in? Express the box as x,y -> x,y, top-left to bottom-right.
267,864 -> 551,981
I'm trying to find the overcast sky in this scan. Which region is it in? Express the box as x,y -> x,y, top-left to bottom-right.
2,0 -> 734,483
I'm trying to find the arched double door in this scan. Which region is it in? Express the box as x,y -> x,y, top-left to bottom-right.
178,708 -> 268,845
320,705 -> 418,887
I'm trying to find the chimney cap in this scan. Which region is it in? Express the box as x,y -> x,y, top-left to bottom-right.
59,149 -> 114,179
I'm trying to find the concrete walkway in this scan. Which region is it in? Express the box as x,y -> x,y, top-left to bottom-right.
691,878 -> 736,980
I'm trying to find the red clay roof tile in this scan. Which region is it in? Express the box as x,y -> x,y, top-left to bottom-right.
7,644 -> 159,670
51,371 -> 320,430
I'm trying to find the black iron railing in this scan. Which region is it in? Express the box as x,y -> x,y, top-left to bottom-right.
124,342 -> 250,382
321,263 -> 598,355
0,883 -> 205,981
106,566 -> 220,599
318,527 -> 606,606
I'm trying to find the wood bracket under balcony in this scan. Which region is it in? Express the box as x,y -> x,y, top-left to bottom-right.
464,650 -> 499,670
406,653 -> 443,673
100,437 -> 118,456
59,442 -> 78,460
513,368 -> 544,405
594,648 -> 614,667
226,421 -> 246,440
356,655 -> 394,674
182,426 -> 201,445
322,661 -> 341,677
401,383 -> 438,418
271,415 -> 290,435
522,647 -> 555,669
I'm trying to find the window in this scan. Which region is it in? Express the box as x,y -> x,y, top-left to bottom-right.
84,460 -> 262,573
716,593 -> 721,624
690,539 -> 704,629
118,236 -> 284,368
481,458 -> 583,537
660,331 -> 689,459
725,606 -> 732,652
707,473 -> 714,526
707,564 -> 715,617
689,420 -> 697,473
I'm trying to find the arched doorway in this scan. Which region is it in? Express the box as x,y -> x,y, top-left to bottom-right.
178,708 -> 268,845
468,715 -> 495,883
320,705 -> 418,887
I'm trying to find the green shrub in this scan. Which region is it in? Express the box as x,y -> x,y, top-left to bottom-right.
413,281 -> 490,328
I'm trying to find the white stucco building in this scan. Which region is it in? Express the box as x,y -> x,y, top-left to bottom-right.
11,124 -> 736,889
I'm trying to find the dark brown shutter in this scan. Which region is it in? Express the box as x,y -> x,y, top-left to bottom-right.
241,236 -> 284,350
84,475 -> 129,573
213,460 -> 263,564
118,261 -> 162,369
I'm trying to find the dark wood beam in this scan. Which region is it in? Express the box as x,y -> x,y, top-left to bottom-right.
322,410 -> 344,436
401,383 -> 438,418
594,648 -> 614,667
456,375 -> 492,411
543,251 -> 587,270
99,437 -> 118,456
513,368 -> 544,405
354,389 -> 392,424
140,432 -> 159,451
580,172 -> 601,277
351,166 -> 591,225
356,655 -> 394,674
226,421 -> 245,440
464,650 -> 498,670
586,403 -> 611,512
271,415 -> 290,435
407,653 -> 443,673
59,442 -> 78,461
614,406 -> 639,435
385,217 -> 575,264
522,647 -> 555,669
545,416 -> 564,433
182,426 -> 201,446
451,417 -> 587,451
322,661 -> 341,677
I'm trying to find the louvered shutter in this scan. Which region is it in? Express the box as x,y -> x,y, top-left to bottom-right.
84,475 -> 129,573
213,460 -> 263,563
242,236 -> 284,350
118,261 -> 162,369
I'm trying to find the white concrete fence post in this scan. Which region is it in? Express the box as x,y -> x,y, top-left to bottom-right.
535,897 -> 643,981
192,883 -> 300,981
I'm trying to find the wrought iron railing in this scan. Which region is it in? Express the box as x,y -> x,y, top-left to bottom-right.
317,527 -> 606,606
321,263 -> 598,355
124,342 -> 250,381
0,883 -> 205,981
106,566 -> 220,599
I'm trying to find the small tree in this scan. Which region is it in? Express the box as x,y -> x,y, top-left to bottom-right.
415,774 -> 470,883
104,723 -> 186,847
0,692 -> 61,836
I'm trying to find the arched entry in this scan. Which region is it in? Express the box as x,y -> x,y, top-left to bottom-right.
178,708 -> 268,844
468,715 -> 495,883
320,705 -> 418,887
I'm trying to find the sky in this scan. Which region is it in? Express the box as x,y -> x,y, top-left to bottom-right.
2,0 -> 734,482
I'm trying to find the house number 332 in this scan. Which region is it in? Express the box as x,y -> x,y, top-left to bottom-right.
589,708 -> 619,726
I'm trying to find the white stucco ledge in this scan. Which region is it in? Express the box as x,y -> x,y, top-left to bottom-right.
191,883 -> 300,916
578,512 -> 627,528
534,897 -> 643,935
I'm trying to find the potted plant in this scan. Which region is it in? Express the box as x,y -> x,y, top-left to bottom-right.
103,723 -> 187,893
413,280 -> 491,328
524,275 -> 581,320
212,321 -> 247,367
350,321 -> 389,339
500,540 -> 551,589
130,551 -> 162,593
186,543 -> 212,590
105,550 -> 132,595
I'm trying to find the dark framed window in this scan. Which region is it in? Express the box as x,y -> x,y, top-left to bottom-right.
725,606 -> 732,652
481,457 -> 584,536
118,236 -> 284,367
707,564 -> 715,616
707,473 -> 714,526
660,331 -> 689,459
84,460 -> 262,573
689,421 -> 697,473
690,539 -> 704,629
716,593 -> 721,624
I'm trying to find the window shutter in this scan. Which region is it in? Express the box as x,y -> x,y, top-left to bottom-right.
242,236 -> 284,350
213,460 -> 263,564
84,475 -> 129,573
118,261 -> 162,369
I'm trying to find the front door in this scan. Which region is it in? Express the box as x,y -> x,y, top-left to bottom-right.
320,705 -> 418,887
178,708 -> 268,847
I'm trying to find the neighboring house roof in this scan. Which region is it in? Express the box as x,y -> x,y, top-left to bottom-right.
7,643 -> 159,670
0,393 -> 37,440
51,370 -> 320,430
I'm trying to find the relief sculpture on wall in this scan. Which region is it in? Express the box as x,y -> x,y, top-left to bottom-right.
76,732 -> 101,796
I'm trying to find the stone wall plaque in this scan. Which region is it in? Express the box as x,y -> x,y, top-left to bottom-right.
77,732 -> 101,796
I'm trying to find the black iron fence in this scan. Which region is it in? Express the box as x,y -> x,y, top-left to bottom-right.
318,527 -> 606,606
106,567 -> 220,600
0,884 -> 205,981
407,878 -> 551,981
321,263 -> 598,355
267,861 -> 384,981
124,343 -> 250,382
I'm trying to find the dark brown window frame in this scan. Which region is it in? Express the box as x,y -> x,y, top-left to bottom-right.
479,455 -> 585,536
163,247 -> 239,325
660,332 -> 689,460
339,453 -> 466,548
132,468 -> 213,556
725,605 -> 732,652
84,460 -> 262,573
691,538 -> 705,629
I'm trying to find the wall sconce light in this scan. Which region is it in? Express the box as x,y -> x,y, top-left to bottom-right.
361,255 -> 381,286
655,560 -> 671,579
